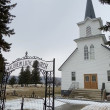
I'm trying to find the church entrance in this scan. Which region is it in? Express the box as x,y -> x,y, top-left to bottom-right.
84,74 -> 98,89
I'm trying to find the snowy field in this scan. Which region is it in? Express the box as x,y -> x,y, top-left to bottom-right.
5,98 -> 110,110
5,98 -> 65,110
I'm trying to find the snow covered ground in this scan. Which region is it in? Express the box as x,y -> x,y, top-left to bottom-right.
57,99 -> 99,105
81,104 -> 110,110
5,98 -> 65,110
57,99 -> 110,110
5,98 -> 110,110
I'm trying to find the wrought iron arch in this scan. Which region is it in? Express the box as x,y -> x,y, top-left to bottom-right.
0,52 -> 55,110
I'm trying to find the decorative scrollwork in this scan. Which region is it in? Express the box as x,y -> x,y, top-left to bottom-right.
1,52 -> 55,110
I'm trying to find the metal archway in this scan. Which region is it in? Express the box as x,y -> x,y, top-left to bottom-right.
0,52 -> 55,110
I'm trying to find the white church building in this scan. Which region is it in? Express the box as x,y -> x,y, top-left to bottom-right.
59,0 -> 110,95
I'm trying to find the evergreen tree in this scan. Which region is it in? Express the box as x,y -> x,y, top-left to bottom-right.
99,0 -> 110,4
0,52 -> 5,84
0,0 -> 16,82
99,0 -> 110,36
31,60 -> 40,86
0,0 -> 17,51
99,0 -> 110,45
24,66 -> 31,86
19,67 -> 25,87
9,76 -> 16,87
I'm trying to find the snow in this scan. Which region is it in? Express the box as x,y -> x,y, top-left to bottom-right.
5,98 -> 110,110
81,104 -> 110,110
56,99 -> 110,110
5,98 -> 65,110
56,99 -> 99,105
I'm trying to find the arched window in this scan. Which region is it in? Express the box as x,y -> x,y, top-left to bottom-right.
86,26 -> 91,36
90,44 -> 95,59
84,45 -> 89,60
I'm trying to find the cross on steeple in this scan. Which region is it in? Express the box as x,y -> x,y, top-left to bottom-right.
85,0 -> 96,20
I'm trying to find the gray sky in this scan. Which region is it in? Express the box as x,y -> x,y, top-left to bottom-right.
3,0 -> 110,77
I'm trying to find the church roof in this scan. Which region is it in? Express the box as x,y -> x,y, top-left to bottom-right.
85,0 -> 96,19
58,48 -> 78,71
74,34 -> 107,43
77,17 -> 102,26
101,44 -> 110,51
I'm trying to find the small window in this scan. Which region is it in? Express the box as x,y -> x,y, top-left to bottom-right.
92,75 -> 96,82
90,44 -> 95,59
107,70 -> 110,81
84,45 -> 89,60
71,72 -> 76,81
85,76 -> 89,82
86,26 -> 91,36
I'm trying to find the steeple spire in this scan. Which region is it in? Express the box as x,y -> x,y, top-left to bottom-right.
85,0 -> 96,19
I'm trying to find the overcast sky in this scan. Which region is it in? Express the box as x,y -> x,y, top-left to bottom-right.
2,0 -> 110,77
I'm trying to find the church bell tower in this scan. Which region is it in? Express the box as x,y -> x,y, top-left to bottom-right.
77,0 -> 103,38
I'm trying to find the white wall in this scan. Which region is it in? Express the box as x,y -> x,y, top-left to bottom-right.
61,35 -> 110,92
78,18 -> 102,38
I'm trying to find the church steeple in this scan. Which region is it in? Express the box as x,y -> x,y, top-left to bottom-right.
85,0 -> 96,19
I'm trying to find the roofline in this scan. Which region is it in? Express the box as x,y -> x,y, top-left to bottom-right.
74,34 -> 107,44
77,17 -> 103,27
58,48 -> 78,71
59,44 -> 110,71
101,44 -> 110,51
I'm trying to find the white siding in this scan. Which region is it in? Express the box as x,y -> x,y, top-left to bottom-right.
78,18 -> 102,38
61,36 -> 110,92
60,16 -> 110,93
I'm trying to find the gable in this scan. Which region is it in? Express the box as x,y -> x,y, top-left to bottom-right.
58,48 -> 78,71
101,44 -> 110,51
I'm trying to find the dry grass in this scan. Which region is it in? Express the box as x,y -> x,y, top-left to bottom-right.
6,85 -> 61,100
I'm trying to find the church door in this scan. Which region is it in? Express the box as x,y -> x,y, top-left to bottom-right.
84,74 -> 98,89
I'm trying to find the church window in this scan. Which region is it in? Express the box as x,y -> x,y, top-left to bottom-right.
92,75 -> 96,82
85,76 -> 89,82
84,45 -> 89,60
71,72 -> 76,81
107,70 -> 110,81
86,26 -> 91,36
90,44 -> 95,59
